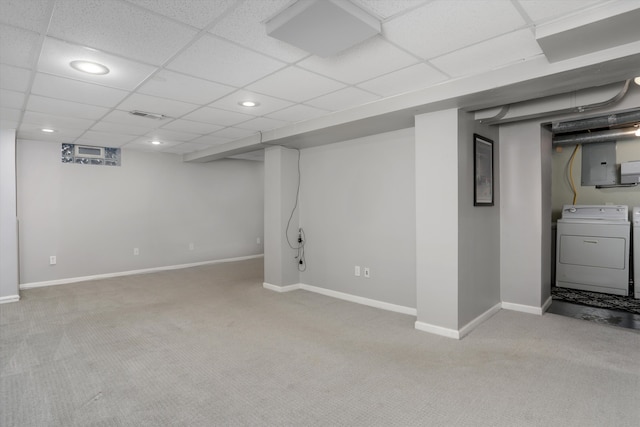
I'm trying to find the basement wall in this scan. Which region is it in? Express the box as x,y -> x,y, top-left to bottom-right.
17,140 -> 264,284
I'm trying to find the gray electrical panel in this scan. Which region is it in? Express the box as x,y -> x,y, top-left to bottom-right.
581,141 -> 616,186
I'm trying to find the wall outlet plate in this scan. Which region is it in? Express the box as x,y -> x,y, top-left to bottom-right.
355,265 -> 361,276
364,267 -> 370,278
49,255 -> 56,265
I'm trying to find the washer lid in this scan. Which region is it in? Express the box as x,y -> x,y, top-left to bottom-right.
561,204 -> 628,220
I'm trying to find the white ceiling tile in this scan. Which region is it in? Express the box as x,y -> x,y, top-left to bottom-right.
247,66 -> 346,102
0,89 -> 25,109
162,142 -> 211,154
26,95 -> 110,120
431,29 -> 543,77
266,104 -> 329,123
190,134 -> 233,145
78,130 -> 137,146
167,34 -> 286,87
210,0 -> 309,62
137,70 -> 235,105
100,110 -> 165,131
0,0 -> 54,33
48,0 -> 198,65
1,107 -> 22,123
91,120 -> 150,136
297,37 -> 419,84
127,136 -> 182,148
358,63 -> 448,97
210,127 -> 256,140
182,106 -> 254,127
37,38 -> 157,90
1,119 -> 19,129
122,136 -> 182,153
125,0 -> 237,29
117,93 -> 199,119
237,116 -> 289,131
18,122 -> 84,138
208,90 -> 293,116
145,128 -> 200,143
31,73 -> 129,107
0,64 -> 31,92
160,119 -> 223,135
22,110 -> 95,130
384,0 -> 526,59
17,125 -> 80,143
305,87 -> 381,111
352,0 -> 429,19
518,0 -> 603,23
0,25 -> 41,68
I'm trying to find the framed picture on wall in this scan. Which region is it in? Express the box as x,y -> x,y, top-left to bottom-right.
474,134 -> 494,206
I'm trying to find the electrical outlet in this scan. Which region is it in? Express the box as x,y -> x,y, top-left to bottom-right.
133,248 -> 139,256
364,267 -> 370,278
189,243 -> 194,250
355,266 -> 361,277
49,256 -> 56,265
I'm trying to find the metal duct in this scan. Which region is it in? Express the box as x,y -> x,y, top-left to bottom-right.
552,108 -> 640,134
552,127 -> 639,145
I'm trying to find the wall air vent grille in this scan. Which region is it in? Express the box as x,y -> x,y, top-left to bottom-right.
129,110 -> 167,120
61,144 -> 121,166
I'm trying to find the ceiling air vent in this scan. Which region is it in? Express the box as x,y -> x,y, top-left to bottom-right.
129,110 -> 168,120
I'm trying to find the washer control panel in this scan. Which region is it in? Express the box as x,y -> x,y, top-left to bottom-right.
561,204 -> 628,221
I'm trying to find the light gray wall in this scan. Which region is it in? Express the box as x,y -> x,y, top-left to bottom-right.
415,110 -> 459,329
299,128 -> 416,308
17,140 -> 264,284
500,122 -> 549,308
457,112 -> 501,327
0,129 -> 19,300
263,146 -> 300,287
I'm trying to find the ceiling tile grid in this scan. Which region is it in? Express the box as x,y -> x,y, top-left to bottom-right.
165,34 -> 287,88
0,0 -> 632,155
47,0 -> 198,65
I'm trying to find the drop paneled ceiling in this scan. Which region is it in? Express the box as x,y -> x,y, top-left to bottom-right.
1,0 -> 639,159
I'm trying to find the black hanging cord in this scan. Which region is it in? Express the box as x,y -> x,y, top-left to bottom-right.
283,148 -> 306,271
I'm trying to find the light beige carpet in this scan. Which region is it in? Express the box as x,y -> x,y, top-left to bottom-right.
1,258 -> 639,426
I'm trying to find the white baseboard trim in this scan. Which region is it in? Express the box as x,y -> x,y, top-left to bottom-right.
262,282 -> 417,316
20,254 -> 264,290
301,284 -> 417,316
414,321 -> 461,339
262,282 -> 301,292
541,295 -> 553,313
0,294 -> 20,304
414,302 -> 502,340
458,302 -> 502,338
501,299 -> 547,315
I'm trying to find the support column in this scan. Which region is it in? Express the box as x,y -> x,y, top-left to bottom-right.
415,110 -> 460,337
263,146 -> 300,289
0,129 -> 19,303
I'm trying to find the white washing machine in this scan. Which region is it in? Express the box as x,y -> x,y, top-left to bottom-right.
633,207 -> 640,299
556,205 -> 630,296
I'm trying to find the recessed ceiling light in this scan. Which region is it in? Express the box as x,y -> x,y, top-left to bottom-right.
635,77 -> 640,86
41,128 -> 55,133
239,100 -> 259,107
151,140 -> 162,145
69,60 -> 110,75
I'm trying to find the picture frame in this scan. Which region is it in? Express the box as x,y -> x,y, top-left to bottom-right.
473,134 -> 494,206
